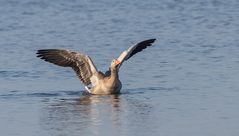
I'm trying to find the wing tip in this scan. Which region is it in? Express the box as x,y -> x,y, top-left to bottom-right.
139,38 -> 156,46
36,49 -> 60,58
36,50 -> 43,58
36,49 -> 47,58
140,38 -> 156,47
148,38 -> 156,43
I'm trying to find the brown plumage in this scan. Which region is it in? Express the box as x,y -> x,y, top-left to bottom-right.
36,39 -> 156,94
37,49 -> 97,85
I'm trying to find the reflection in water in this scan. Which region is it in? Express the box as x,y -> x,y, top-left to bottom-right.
40,94 -> 124,136
76,93 -> 120,108
39,91 -> 155,136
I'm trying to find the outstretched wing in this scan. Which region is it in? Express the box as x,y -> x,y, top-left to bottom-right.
36,49 -> 98,86
117,39 -> 156,69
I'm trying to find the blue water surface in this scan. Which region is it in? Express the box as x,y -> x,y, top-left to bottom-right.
0,0 -> 239,136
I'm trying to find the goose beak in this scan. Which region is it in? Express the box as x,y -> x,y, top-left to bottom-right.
115,59 -> 121,65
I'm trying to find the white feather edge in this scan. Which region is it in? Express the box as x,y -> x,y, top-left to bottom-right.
85,86 -> 91,93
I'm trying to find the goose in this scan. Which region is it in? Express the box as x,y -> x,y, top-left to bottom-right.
36,39 -> 156,95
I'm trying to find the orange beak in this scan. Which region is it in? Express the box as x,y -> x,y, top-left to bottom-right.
115,59 -> 121,65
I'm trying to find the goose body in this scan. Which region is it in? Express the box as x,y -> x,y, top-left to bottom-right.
36,39 -> 156,95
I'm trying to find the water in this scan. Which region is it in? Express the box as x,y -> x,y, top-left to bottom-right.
0,0 -> 239,136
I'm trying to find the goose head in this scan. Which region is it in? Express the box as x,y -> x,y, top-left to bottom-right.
110,59 -> 121,68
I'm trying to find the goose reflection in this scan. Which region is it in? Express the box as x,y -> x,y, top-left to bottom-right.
76,93 -> 120,108
40,94 -> 123,136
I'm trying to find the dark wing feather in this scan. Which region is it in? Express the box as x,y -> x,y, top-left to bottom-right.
117,39 -> 156,69
36,49 -> 97,86
126,39 -> 156,60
